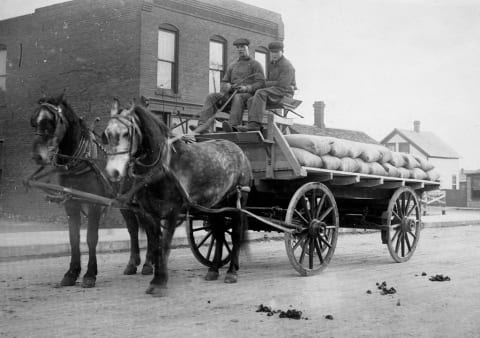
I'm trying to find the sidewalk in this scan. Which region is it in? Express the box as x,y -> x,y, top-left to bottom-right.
1,207 -> 480,261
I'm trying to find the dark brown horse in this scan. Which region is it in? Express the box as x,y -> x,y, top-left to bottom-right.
103,100 -> 253,296
30,94 -> 153,288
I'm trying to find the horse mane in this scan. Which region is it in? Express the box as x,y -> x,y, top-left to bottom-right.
131,105 -> 172,161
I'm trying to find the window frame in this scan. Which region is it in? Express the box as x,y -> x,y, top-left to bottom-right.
156,25 -> 179,93
254,47 -> 269,76
0,45 -> 7,92
398,142 -> 410,153
208,35 -> 226,93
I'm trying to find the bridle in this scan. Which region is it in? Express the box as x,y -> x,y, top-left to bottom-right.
105,112 -> 168,178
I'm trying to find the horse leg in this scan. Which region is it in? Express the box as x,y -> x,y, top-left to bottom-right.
120,209 -> 141,275
60,202 -> 82,286
137,213 -> 154,275
225,209 -> 248,284
146,213 -> 176,297
81,205 -> 101,288
205,215 -> 223,281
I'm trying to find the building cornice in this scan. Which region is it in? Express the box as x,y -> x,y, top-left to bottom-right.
148,0 -> 281,38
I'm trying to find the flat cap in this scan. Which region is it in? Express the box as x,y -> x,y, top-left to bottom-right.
268,41 -> 284,51
233,38 -> 250,46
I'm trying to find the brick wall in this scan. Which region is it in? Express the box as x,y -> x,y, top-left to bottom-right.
0,0 -> 142,219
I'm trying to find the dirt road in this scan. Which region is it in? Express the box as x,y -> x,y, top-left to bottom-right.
1,225 -> 479,337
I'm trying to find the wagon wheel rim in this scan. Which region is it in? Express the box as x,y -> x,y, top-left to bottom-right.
186,218 -> 232,268
284,182 -> 339,276
386,187 -> 421,263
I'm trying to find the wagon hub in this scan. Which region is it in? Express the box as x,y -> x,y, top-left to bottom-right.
401,217 -> 415,232
309,219 -> 325,236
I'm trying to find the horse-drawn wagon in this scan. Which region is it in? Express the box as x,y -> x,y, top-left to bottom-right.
190,112 -> 440,276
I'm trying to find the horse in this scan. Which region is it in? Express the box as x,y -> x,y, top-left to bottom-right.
30,93 -> 153,288
103,99 -> 253,296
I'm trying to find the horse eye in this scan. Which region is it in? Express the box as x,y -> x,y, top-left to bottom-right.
121,131 -> 128,138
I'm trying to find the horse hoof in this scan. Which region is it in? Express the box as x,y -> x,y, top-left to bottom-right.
145,284 -> 167,297
224,272 -> 238,284
141,263 -> 153,275
81,277 -> 96,288
205,270 -> 219,281
60,276 -> 77,287
123,264 -> 137,275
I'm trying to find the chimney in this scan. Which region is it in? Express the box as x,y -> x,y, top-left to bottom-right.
413,120 -> 420,132
313,101 -> 326,129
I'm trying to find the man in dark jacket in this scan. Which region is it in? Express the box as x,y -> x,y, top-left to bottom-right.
236,41 -> 296,131
195,38 -> 265,133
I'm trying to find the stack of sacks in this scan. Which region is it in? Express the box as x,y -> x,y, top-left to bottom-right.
284,134 -> 440,181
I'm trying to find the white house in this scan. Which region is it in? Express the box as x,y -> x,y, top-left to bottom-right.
380,121 -> 459,190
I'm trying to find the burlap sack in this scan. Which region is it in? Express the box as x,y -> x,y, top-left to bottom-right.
355,158 -> 370,174
397,167 -> 411,178
291,147 -> 323,168
284,134 -> 333,156
346,141 -> 363,159
383,163 -> 402,178
376,146 -> 393,163
321,155 -> 342,170
426,170 -> 440,181
339,157 -> 359,173
389,152 -> 406,167
410,167 -> 428,180
413,155 -> 434,171
360,144 -> 382,163
329,139 -> 350,158
402,153 -> 420,169
368,162 -> 387,176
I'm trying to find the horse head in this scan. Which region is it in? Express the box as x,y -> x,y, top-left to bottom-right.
104,98 -> 172,182
30,93 -> 71,165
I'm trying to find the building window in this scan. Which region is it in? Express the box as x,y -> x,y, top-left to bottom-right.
471,175 -> 480,199
398,142 -> 410,153
385,142 -> 396,152
452,174 -> 457,190
209,36 -> 226,93
255,49 -> 268,75
157,26 -> 178,91
0,46 -> 6,91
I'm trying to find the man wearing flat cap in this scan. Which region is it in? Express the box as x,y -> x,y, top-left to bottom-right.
195,38 -> 265,133
237,40 -> 296,131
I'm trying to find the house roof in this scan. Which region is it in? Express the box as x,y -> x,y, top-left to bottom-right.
380,128 -> 459,159
290,123 -> 379,144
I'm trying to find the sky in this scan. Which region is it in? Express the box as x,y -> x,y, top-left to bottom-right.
1,0 -> 480,169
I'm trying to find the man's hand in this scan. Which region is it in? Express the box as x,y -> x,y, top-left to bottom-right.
220,82 -> 232,93
236,85 -> 250,93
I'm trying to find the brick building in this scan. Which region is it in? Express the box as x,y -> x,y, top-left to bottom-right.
0,0 -> 283,220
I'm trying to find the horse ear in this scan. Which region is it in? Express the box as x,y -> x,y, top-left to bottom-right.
110,98 -> 120,116
140,96 -> 149,108
56,91 -> 65,103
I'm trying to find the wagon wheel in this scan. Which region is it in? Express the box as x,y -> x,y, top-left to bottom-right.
385,187 -> 421,263
186,217 -> 232,268
284,182 -> 339,276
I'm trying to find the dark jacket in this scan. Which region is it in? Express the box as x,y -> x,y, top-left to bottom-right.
222,56 -> 265,94
265,56 -> 296,96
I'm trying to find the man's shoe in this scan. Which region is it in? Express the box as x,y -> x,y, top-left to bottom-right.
246,122 -> 262,131
235,125 -> 248,132
222,121 -> 234,132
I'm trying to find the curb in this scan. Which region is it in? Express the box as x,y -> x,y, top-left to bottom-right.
1,220 -> 480,262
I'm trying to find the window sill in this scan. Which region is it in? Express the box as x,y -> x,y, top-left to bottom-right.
154,88 -> 180,98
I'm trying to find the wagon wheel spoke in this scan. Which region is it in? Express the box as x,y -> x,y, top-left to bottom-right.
392,209 -> 402,222
309,238 -> 314,269
300,195 -> 312,222
310,189 -> 317,220
193,225 -> 211,232
292,233 -> 308,251
395,231 -> 402,253
314,237 -> 324,264
319,206 -> 333,222
391,223 -> 401,230
298,239 -> 308,264
315,194 -> 326,219
318,235 -> 333,249
205,236 -> 215,261
407,230 -> 417,241
197,230 -> 213,248
391,228 -> 400,243
405,233 -> 412,251
224,238 -> 232,255
406,203 -> 417,217
294,209 -> 310,227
